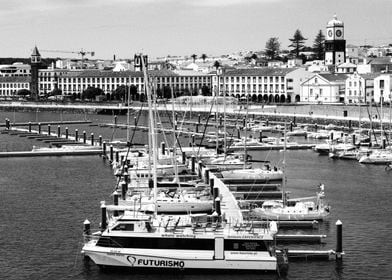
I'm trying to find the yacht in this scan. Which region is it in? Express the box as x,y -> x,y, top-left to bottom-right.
251,185 -> 330,221
81,209 -> 284,272
358,150 -> 392,164
220,166 -> 283,181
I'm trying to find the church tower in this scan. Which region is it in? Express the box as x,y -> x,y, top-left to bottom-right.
325,15 -> 346,66
30,46 -> 41,100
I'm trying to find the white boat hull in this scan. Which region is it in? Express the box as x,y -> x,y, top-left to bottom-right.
221,169 -> 283,181
82,246 -> 277,271
252,208 -> 329,221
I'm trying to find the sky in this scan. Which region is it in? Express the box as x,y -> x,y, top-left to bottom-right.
0,0 -> 392,60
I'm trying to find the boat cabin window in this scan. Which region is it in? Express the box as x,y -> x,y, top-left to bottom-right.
112,223 -> 134,231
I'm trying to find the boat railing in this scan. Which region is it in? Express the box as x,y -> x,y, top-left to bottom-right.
83,230 -> 101,244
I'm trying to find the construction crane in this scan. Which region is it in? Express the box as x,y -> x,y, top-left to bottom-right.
40,49 -> 95,68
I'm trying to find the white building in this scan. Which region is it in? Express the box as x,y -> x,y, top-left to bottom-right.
345,72 -> 380,104
212,68 -> 296,103
55,69 -> 211,100
300,73 -> 347,103
0,76 -> 31,97
285,68 -> 314,103
374,74 -> 392,104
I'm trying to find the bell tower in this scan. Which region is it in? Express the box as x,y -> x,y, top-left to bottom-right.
30,46 -> 41,100
325,15 -> 346,66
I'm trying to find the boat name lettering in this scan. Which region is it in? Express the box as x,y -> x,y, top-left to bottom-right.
227,235 -> 263,239
127,256 -> 185,268
162,234 -> 196,238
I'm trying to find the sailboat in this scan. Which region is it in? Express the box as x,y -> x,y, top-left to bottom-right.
220,102 -> 283,181
81,54 -> 286,273
251,124 -> 330,221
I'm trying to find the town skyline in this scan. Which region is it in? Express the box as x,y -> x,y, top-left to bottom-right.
0,0 -> 392,60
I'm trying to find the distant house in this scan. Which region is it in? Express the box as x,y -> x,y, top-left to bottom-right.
374,74 -> 392,104
344,72 -> 379,104
358,57 -> 392,73
336,62 -> 357,74
300,73 -> 347,103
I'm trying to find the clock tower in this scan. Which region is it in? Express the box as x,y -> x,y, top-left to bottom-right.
325,15 -> 346,66
30,46 -> 41,101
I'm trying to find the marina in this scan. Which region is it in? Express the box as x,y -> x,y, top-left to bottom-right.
1,108 -> 392,279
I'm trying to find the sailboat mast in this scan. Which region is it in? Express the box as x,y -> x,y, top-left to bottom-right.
381,93 -> 384,147
282,122 -> 287,206
127,81 -> 130,143
171,86 -> 179,182
244,94 -> 248,169
141,54 -> 158,212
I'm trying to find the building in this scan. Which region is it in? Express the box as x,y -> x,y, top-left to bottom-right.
336,62 -> 357,74
0,63 -> 31,77
300,73 -> 347,103
56,69 -> 211,100
211,68 -> 296,103
374,74 -> 392,104
0,76 -> 31,98
285,68 -> 314,102
38,69 -> 69,95
325,15 -> 346,66
345,72 -> 380,104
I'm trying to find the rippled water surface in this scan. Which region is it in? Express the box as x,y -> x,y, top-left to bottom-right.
1,111 -> 392,280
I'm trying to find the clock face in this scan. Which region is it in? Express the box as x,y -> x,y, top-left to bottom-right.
328,30 -> 333,37
336,30 -> 342,37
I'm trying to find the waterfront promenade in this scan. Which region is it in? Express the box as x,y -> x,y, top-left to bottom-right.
1,101 -> 391,126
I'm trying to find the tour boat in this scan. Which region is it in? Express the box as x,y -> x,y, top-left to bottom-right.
81,210 -> 284,272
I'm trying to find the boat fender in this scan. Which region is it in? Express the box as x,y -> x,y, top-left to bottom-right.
269,221 -> 278,233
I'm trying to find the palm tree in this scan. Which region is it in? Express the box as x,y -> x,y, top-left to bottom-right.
201,53 -> 207,62
191,54 -> 197,63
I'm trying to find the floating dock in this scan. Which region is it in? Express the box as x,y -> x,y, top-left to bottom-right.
0,149 -> 103,158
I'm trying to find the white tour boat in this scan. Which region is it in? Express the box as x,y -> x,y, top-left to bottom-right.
81,210 -> 283,272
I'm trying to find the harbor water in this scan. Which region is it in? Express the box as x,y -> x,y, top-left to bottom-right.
1,110 -> 391,280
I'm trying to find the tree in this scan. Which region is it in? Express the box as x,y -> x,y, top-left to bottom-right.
288,29 -> 307,57
112,85 -> 127,101
49,88 -> 62,96
16,89 -> 31,96
265,37 -> 281,60
313,30 -> 325,60
191,54 -> 197,63
82,87 -> 104,101
213,60 -> 221,69
201,54 -> 207,62
201,85 -> 211,96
